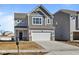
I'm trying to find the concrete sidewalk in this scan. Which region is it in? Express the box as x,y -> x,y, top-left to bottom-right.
0,50 -> 46,53
35,41 -> 79,55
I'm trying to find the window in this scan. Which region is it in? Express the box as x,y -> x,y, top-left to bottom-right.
17,20 -> 19,22
32,17 -> 42,25
16,19 -> 21,23
47,18 -> 50,24
48,19 -> 50,23
71,15 -> 76,19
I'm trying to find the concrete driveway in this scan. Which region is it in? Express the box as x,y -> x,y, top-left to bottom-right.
35,41 -> 79,55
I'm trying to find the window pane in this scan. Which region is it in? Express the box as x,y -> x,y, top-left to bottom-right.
40,18 -> 41,24
36,18 -> 39,24
33,17 -> 42,24
33,18 -> 36,24
48,19 -> 50,23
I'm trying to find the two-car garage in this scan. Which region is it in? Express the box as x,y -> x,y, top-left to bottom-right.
32,33 -> 51,41
30,30 -> 55,41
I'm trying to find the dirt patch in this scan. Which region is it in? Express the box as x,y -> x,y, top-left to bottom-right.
63,41 -> 79,47
0,41 -> 44,50
1,52 -> 47,55
19,41 -> 44,50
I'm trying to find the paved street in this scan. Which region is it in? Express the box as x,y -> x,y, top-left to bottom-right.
35,41 -> 79,55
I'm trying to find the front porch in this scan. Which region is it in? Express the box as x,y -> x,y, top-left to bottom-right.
15,28 -> 29,41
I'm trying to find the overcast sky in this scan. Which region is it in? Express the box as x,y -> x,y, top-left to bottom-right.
0,4 -> 79,33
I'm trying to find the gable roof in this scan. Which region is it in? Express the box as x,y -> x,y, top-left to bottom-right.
61,9 -> 76,14
31,5 -> 53,18
55,9 -> 77,15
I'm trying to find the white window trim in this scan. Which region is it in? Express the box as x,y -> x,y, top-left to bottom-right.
47,18 -> 51,24
32,17 -> 43,25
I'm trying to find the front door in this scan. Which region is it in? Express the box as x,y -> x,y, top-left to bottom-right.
19,32 -> 23,40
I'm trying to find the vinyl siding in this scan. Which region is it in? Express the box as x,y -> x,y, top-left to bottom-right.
14,13 -> 28,28
54,12 -> 70,40
28,13 -> 53,29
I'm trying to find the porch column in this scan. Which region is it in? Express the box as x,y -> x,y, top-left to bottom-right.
27,13 -> 32,41
28,30 -> 32,41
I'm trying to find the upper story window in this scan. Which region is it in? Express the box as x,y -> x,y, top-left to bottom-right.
48,19 -> 50,23
15,19 -> 24,23
17,20 -> 19,22
15,19 -> 21,22
47,18 -> 51,24
15,19 -> 24,26
32,17 -> 43,25
71,15 -> 76,20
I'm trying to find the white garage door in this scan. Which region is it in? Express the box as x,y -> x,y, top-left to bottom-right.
32,33 -> 51,41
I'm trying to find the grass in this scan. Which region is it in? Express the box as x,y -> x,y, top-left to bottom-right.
0,41 -> 47,55
0,41 -> 44,50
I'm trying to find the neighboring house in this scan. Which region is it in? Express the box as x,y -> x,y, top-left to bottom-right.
14,5 -> 55,41
0,35 -> 14,41
0,31 -> 14,41
54,9 -> 79,41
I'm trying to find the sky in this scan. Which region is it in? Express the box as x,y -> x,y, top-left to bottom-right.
0,4 -> 79,33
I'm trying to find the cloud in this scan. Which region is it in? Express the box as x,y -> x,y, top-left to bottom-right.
0,13 -> 14,33
0,12 -> 4,16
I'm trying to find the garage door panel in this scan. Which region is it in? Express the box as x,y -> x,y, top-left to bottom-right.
32,33 -> 51,41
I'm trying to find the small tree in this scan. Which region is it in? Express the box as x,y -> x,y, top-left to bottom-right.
0,30 -> 4,35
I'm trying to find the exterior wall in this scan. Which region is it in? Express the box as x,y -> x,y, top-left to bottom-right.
28,29 -> 55,41
14,13 -> 28,27
70,14 -> 76,41
54,12 -> 70,40
70,14 -> 76,32
28,13 -> 53,30
70,14 -> 79,40
14,13 -> 28,40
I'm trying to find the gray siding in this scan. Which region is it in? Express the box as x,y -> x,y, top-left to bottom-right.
28,13 -> 53,29
54,12 -> 70,40
14,13 -> 28,28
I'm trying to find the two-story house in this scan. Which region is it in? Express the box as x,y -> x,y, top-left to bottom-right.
14,5 -> 55,41
54,9 -> 79,41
